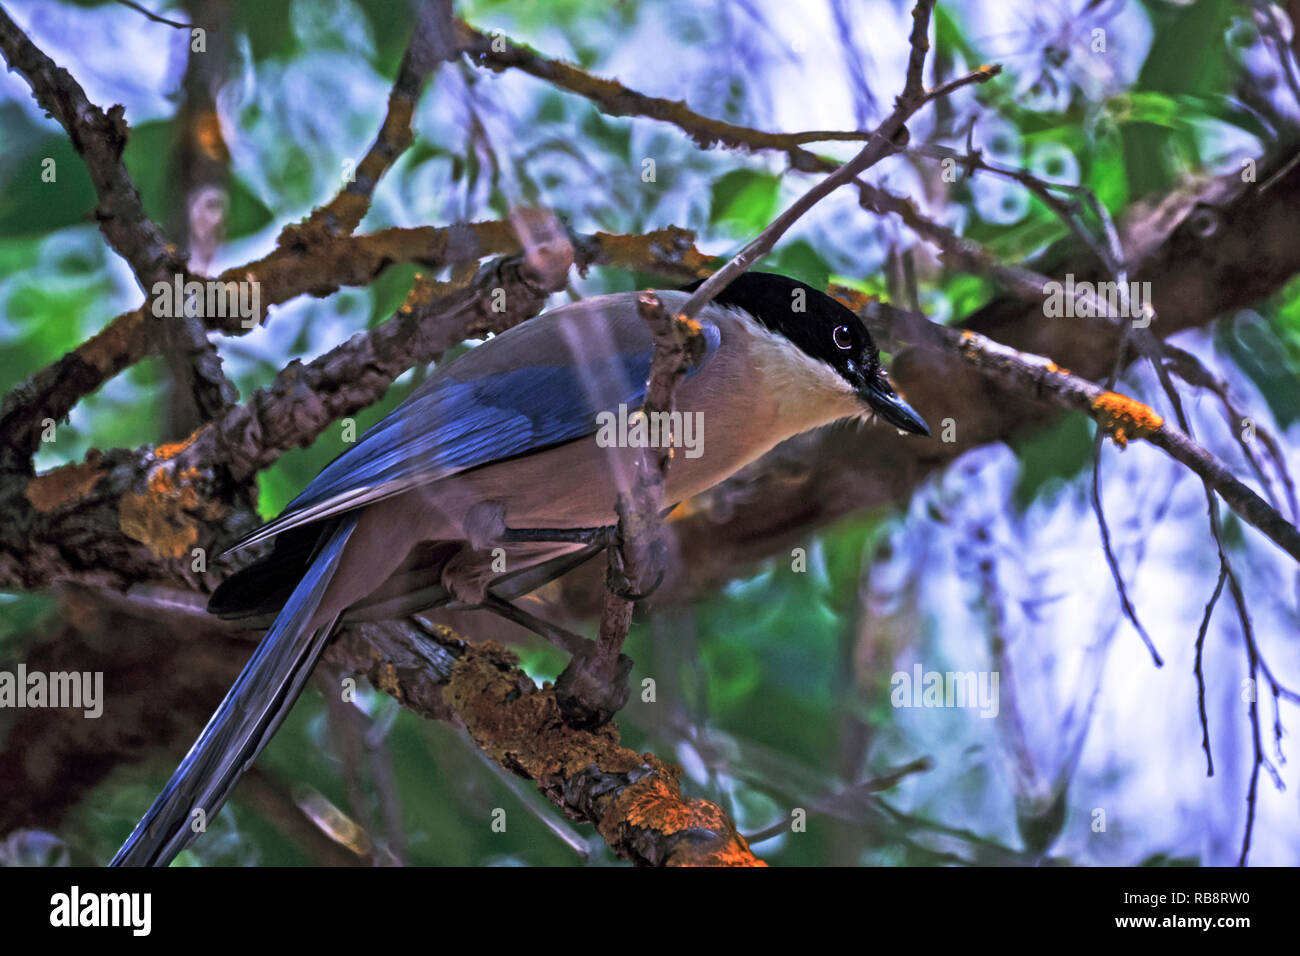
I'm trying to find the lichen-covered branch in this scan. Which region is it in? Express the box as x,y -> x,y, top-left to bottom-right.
886,310 -> 1300,566
856,163 -> 1300,559
0,588 -> 762,867
327,619 -> 765,866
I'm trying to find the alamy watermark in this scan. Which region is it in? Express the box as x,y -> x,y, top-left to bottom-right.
0,665 -> 102,718
890,663 -> 1000,718
595,404 -> 704,458
50,886 -> 150,936
150,274 -> 261,328
1042,273 -> 1153,324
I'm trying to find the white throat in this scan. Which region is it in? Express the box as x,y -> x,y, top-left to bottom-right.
716,304 -> 867,437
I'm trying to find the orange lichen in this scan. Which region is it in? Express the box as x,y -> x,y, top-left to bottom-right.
675,315 -> 703,338
397,272 -> 437,316
1092,391 -> 1164,449
829,285 -> 879,313
24,453 -> 104,513
622,775 -> 687,830
665,500 -> 695,522
153,426 -> 205,462
442,641 -> 765,866
119,455 -> 224,559
602,756 -> 765,866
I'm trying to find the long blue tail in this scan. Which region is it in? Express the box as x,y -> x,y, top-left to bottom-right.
110,515 -> 359,867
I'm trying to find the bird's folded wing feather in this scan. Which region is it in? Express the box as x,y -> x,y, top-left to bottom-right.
233,292 -> 720,549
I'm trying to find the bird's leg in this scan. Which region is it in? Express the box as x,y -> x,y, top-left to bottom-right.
553,633 -> 634,729
553,521 -> 665,727
553,550 -> 643,729
490,522 -> 651,727
498,525 -> 617,547
498,524 -> 662,600
476,593 -> 594,658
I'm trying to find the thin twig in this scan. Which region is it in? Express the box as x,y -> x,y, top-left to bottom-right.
295,0 -> 455,238
557,293 -> 707,725
0,7 -> 181,289
872,308 -> 1300,568
115,0 -> 191,29
456,19 -> 866,174
1194,566 -> 1227,777
682,2 -> 1000,320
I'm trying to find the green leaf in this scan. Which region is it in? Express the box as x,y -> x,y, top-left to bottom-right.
1136,0 -> 1234,99
1122,91 -> 1182,128
232,0 -> 298,61
1088,131 -> 1130,216
709,169 -> 780,235
765,240 -> 831,291
943,274 -> 995,319
1215,311 -> 1300,428
366,262 -> 419,328
1121,0 -> 1236,198
0,105 -> 97,238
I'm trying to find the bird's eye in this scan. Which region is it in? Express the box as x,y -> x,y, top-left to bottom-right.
832,325 -> 853,350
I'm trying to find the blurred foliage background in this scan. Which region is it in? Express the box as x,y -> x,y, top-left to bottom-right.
2,0 -> 1300,866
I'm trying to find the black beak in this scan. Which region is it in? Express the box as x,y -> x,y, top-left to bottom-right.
861,378 -> 930,436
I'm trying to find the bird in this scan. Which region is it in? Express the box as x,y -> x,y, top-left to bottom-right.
110,270 -> 929,866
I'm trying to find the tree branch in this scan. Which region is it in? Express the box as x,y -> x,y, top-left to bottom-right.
680,0 -> 999,319
455,18 -> 855,174
326,617 -> 765,866
0,219 -> 516,468
295,0 -> 456,239
0,5 -> 180,289
883,309 -> 1300,566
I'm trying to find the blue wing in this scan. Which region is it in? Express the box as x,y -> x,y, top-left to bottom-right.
235,294 -> 721,549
